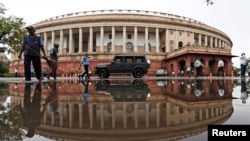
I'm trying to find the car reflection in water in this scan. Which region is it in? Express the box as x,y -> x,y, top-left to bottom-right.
4,78 -> 250,141
94,79 -> 150,102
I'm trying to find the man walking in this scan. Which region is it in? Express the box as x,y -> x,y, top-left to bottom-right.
79,53 -> 91,80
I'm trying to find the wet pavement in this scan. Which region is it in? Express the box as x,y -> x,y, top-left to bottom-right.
0,76 -> 250,141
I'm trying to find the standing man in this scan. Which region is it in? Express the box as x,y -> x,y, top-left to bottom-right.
79,53 -> 91,80
217,58 -> 225,77
18,26 -> 47,81
194,58 -> 204,77
15,68 -> 18,77
46,43 -> 59,80
240,53 -> 248,77
186,66 -> 191,77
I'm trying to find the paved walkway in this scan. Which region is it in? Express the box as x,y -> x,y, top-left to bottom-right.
0,76 -> 245,83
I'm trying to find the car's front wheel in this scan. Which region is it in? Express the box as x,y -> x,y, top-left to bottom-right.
133,69 -> 143,78
98,69 -> 109,78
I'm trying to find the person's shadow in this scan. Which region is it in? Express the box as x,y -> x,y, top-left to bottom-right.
20,82 -> 45,138
240,79 -> 248,104
45,82 -> 58,113
80,80 -> 90,103
194,79 -> 204,97
217,79 -> 225,97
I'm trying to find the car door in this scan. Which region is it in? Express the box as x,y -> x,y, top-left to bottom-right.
123,56 -> 134,73
109,56 -> 124,73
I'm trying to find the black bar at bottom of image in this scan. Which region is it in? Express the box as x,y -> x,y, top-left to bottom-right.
208,125 -> 250,140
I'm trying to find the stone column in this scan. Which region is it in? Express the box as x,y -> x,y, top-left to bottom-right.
123,103 -> 127,129
89,104 -> 93,129
145,103 -> 150,128
51,105 -> 55,125
165,29 -> 169,53
59,29 -> 64,54
59,102 -> 64,127
205,35 -> 208,47
215,38 -> 218,47
43,106 -> 47,124
123,26 -> 127,53
155,28 -> 159,53
156,103 -> 160,127
100,103 -> 104,129
43,32 -> 48,52
100,26 -> 104,52
198,33 -> 201,46
51,30 -> 55,49
199,109 -> 202,121
210,37 -> 213,47
68,103 -> 73,128
184,31 -> 187,47
79,27 -> 83,53
134,104 -> 138,129
218,39 -> 221,48
111,26 -> 115,52
112,104 -> 115,129
133,26 -> 138,53
175,30 -> 178,49
145,27 -> 149,52
69,28 -> 73,53
89,27 -> 93,52
79,103 -> 83,128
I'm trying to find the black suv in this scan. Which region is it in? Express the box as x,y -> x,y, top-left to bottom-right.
94,54 -> 150,78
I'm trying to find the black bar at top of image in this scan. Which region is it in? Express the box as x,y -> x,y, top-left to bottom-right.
208,125 -> 250,140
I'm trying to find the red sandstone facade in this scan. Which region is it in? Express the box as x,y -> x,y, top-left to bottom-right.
8,9 -> 234,76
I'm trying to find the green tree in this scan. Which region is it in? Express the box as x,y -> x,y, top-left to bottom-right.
0,3 -> 26,54
0,61 -> 9,73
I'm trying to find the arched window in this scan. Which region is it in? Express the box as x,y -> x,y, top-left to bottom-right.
126,42 -> 133,51
178,41 -> 183,49
107,42 -> 112,52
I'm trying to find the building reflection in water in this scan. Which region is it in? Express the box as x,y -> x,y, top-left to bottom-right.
7,79 -> 235,141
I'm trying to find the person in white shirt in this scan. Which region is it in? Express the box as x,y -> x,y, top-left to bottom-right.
15,68 -> 18,77
217,58 -> 225,77
194,58 -> 204,77
240,53 -> 248,77
186,66 -> 191,77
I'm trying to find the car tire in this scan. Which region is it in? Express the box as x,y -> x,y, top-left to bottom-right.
133,69 -> 143,78
97,80 -> 110,90
98,69 -> 109,78
132,79 -> 144,89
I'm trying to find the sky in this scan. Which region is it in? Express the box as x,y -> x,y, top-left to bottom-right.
1,0 -> 250,67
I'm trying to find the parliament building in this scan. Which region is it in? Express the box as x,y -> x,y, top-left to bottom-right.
9,9 -> 235,76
